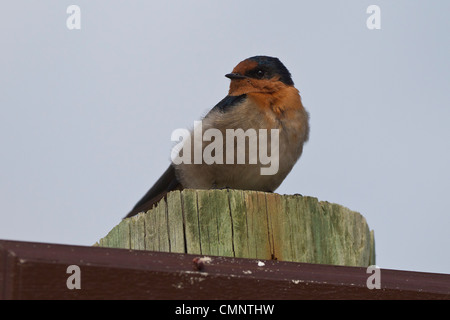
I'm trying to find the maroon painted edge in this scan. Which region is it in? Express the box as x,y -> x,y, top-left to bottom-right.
0,239 -> 449,300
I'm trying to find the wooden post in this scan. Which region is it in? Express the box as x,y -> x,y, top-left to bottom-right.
97,190 -> 375,267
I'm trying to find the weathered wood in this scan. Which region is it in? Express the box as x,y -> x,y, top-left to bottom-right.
166,191 -> 185,253
97,189 -> 376,267
129,212 -> 145,250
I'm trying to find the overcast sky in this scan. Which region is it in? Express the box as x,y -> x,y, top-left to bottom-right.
1,1 -> 449,274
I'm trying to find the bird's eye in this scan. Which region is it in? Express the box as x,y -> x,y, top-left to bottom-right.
256,70 -> 265,78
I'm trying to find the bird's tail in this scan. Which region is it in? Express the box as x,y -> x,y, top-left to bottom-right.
124,165 -> 182,219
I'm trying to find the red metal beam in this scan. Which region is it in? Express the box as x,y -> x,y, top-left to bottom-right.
1,239 -> 448,300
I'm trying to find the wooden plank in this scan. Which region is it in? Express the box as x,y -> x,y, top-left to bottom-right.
244,191 -> 271,260
100,219 -> 130,249
196,190 -> 218,255
130,212 -> 145,250
305,195 -> 330,264
180,189 -> 201,254
293,196 -> 315,263
265,192 -> 284,260
97,189 -> 375,267
228,189 -> 249,258
213,190 -> 234,257
370,230 -> 376,265
1,240 -> 448,300
144,199 -> 169,251
166,191 -> 185,253
323,202 -> 373,267
196,190 -> 234,257
282,194 -> 298,261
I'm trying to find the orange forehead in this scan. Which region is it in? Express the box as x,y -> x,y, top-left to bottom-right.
232,59 -> 259,75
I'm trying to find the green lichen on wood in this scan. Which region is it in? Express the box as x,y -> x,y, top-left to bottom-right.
98,189 -> 375,267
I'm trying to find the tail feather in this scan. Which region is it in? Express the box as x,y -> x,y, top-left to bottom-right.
124,165 -> 182,219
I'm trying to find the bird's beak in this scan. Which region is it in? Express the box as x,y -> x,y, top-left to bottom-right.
225,73 -> 246,80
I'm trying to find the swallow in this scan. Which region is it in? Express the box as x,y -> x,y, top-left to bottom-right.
125,56 -> 309,218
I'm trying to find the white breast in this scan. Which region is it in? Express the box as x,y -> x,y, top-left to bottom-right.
174,97 -> 309,192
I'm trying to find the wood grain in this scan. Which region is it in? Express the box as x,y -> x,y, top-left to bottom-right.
98,189 -> 376,267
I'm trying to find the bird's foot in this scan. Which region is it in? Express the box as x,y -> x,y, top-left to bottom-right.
211,183 -> 231,190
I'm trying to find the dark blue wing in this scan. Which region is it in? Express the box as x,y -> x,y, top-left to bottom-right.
208,94 -> 247,114
125,165 -> 181,218
125,95 -> 246,218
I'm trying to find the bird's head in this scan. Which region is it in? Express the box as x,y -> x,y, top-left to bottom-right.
226,56 -> 294,96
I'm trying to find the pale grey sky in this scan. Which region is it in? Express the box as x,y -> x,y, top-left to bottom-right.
1,1 -> 449,274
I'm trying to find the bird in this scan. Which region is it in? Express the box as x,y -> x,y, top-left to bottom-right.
125,56 -> 309,218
